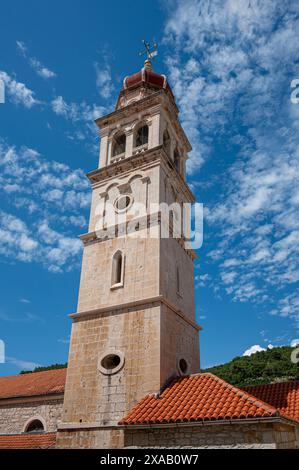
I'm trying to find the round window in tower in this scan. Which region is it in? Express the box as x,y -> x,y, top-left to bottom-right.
178,358 -> 188,375
114,195 -> 133,213
98,351 -> 125,375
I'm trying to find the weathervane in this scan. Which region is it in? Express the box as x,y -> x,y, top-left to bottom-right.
139,39 -> 158,62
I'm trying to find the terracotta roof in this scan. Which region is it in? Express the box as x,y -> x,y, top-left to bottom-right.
119,373 -> 285,426
0,369 -> 66,400
0,433 -> 56,449
124,68 -> 170,93
243,381 -> 299,423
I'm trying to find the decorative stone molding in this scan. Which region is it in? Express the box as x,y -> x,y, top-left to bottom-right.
69,295 -> 202,333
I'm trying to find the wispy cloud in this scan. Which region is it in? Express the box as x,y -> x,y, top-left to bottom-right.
51,95 -> 107,148
0,71 -> 40,108
95,62 -> 114,99
0,139 -> 90,273
58,335 -> 70,344
163,0 -> 299,331
6,356 -> 41,371
0,311 -> 44,324
51,95 -> 106,122
16,40 -> 57,79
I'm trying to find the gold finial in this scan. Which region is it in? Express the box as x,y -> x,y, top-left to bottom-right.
139,39 -> 158,69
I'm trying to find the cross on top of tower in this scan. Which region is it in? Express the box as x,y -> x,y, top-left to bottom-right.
138,39 -> 158,69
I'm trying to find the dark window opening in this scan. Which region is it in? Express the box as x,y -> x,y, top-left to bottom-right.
135,125 -> 149,147
112,251 -> 123,285
115,195 -> 131,212
174,148 -> 180,172
112,133 -> 126,157
101,354 -> 121,370
163,130 -> 171,157
179,359 -> 188,375
25,420 -> 44,434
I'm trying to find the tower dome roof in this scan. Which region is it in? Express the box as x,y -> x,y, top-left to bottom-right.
115,61 -> 174,110
124,67 -> 167,91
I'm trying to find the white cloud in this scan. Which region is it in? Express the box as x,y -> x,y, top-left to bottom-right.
16,40 -> 26,55
163,0 -> 299,333
0,311 -> 44,324
243,344 -> 266,356
16,40 -> 57,79
6,356 -> 41,371
0,71 -> 39,108
195,273 -> 212,287
270,293 -> 299,329
291,339 -> 299,347
51,96 -> 68,116
51,96 -> 107,148
0,211 -> 83,273
95,62 -> 113,99
220,271 -> 237,284
0,139 -> 90,273
51,96 -> 106,123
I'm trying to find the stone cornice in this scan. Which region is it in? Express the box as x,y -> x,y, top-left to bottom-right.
57,415 -> 299,432
79,219 -> 197,262
96,90 -> 176,126
69,295 -> 201,332
87,146 -> 195,203
94,90 -> 191,152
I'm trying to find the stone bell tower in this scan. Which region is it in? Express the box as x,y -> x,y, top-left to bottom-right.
57,59 -> 200,449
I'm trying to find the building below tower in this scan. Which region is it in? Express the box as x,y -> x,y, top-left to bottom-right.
0,368 -> 298,448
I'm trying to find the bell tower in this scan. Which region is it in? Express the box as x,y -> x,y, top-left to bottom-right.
57,59 -> 201,449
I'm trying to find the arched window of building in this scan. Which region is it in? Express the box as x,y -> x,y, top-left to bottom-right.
163,129 -> 171,158
174,147 -> 180,172
111,250 -> 124,288
25,419 -> 45,434
112,133 -> 126,157
135,124 -> 149,148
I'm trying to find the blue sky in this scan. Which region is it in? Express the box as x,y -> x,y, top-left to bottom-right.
0,0 -> 298,376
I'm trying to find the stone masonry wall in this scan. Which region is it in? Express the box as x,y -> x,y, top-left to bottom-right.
77,233 -> 160,313
124,422 -> 299,449
0,399 -> 63,434
273,422 -> 299,449
61,305 -> 162,429
160,304 -> 200,383
57,428 -> 124,449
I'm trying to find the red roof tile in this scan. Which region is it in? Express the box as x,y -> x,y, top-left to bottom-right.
0,369 -> 66,400
119,373 -> 284,425
243,381 -> 299,423
0,433 -> 56,449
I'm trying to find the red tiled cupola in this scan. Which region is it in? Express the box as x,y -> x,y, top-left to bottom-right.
115,60 -> 175,110
123,60 -> 168,91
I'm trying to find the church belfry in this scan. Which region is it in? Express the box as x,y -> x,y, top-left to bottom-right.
57,57 -> 200,449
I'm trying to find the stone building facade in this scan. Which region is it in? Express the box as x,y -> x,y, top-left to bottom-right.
124,422 -> 299,449
56,59 -> 200,448
0,60 -> 298,449
0,398 -> 63,434
0,368 -> 65,448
